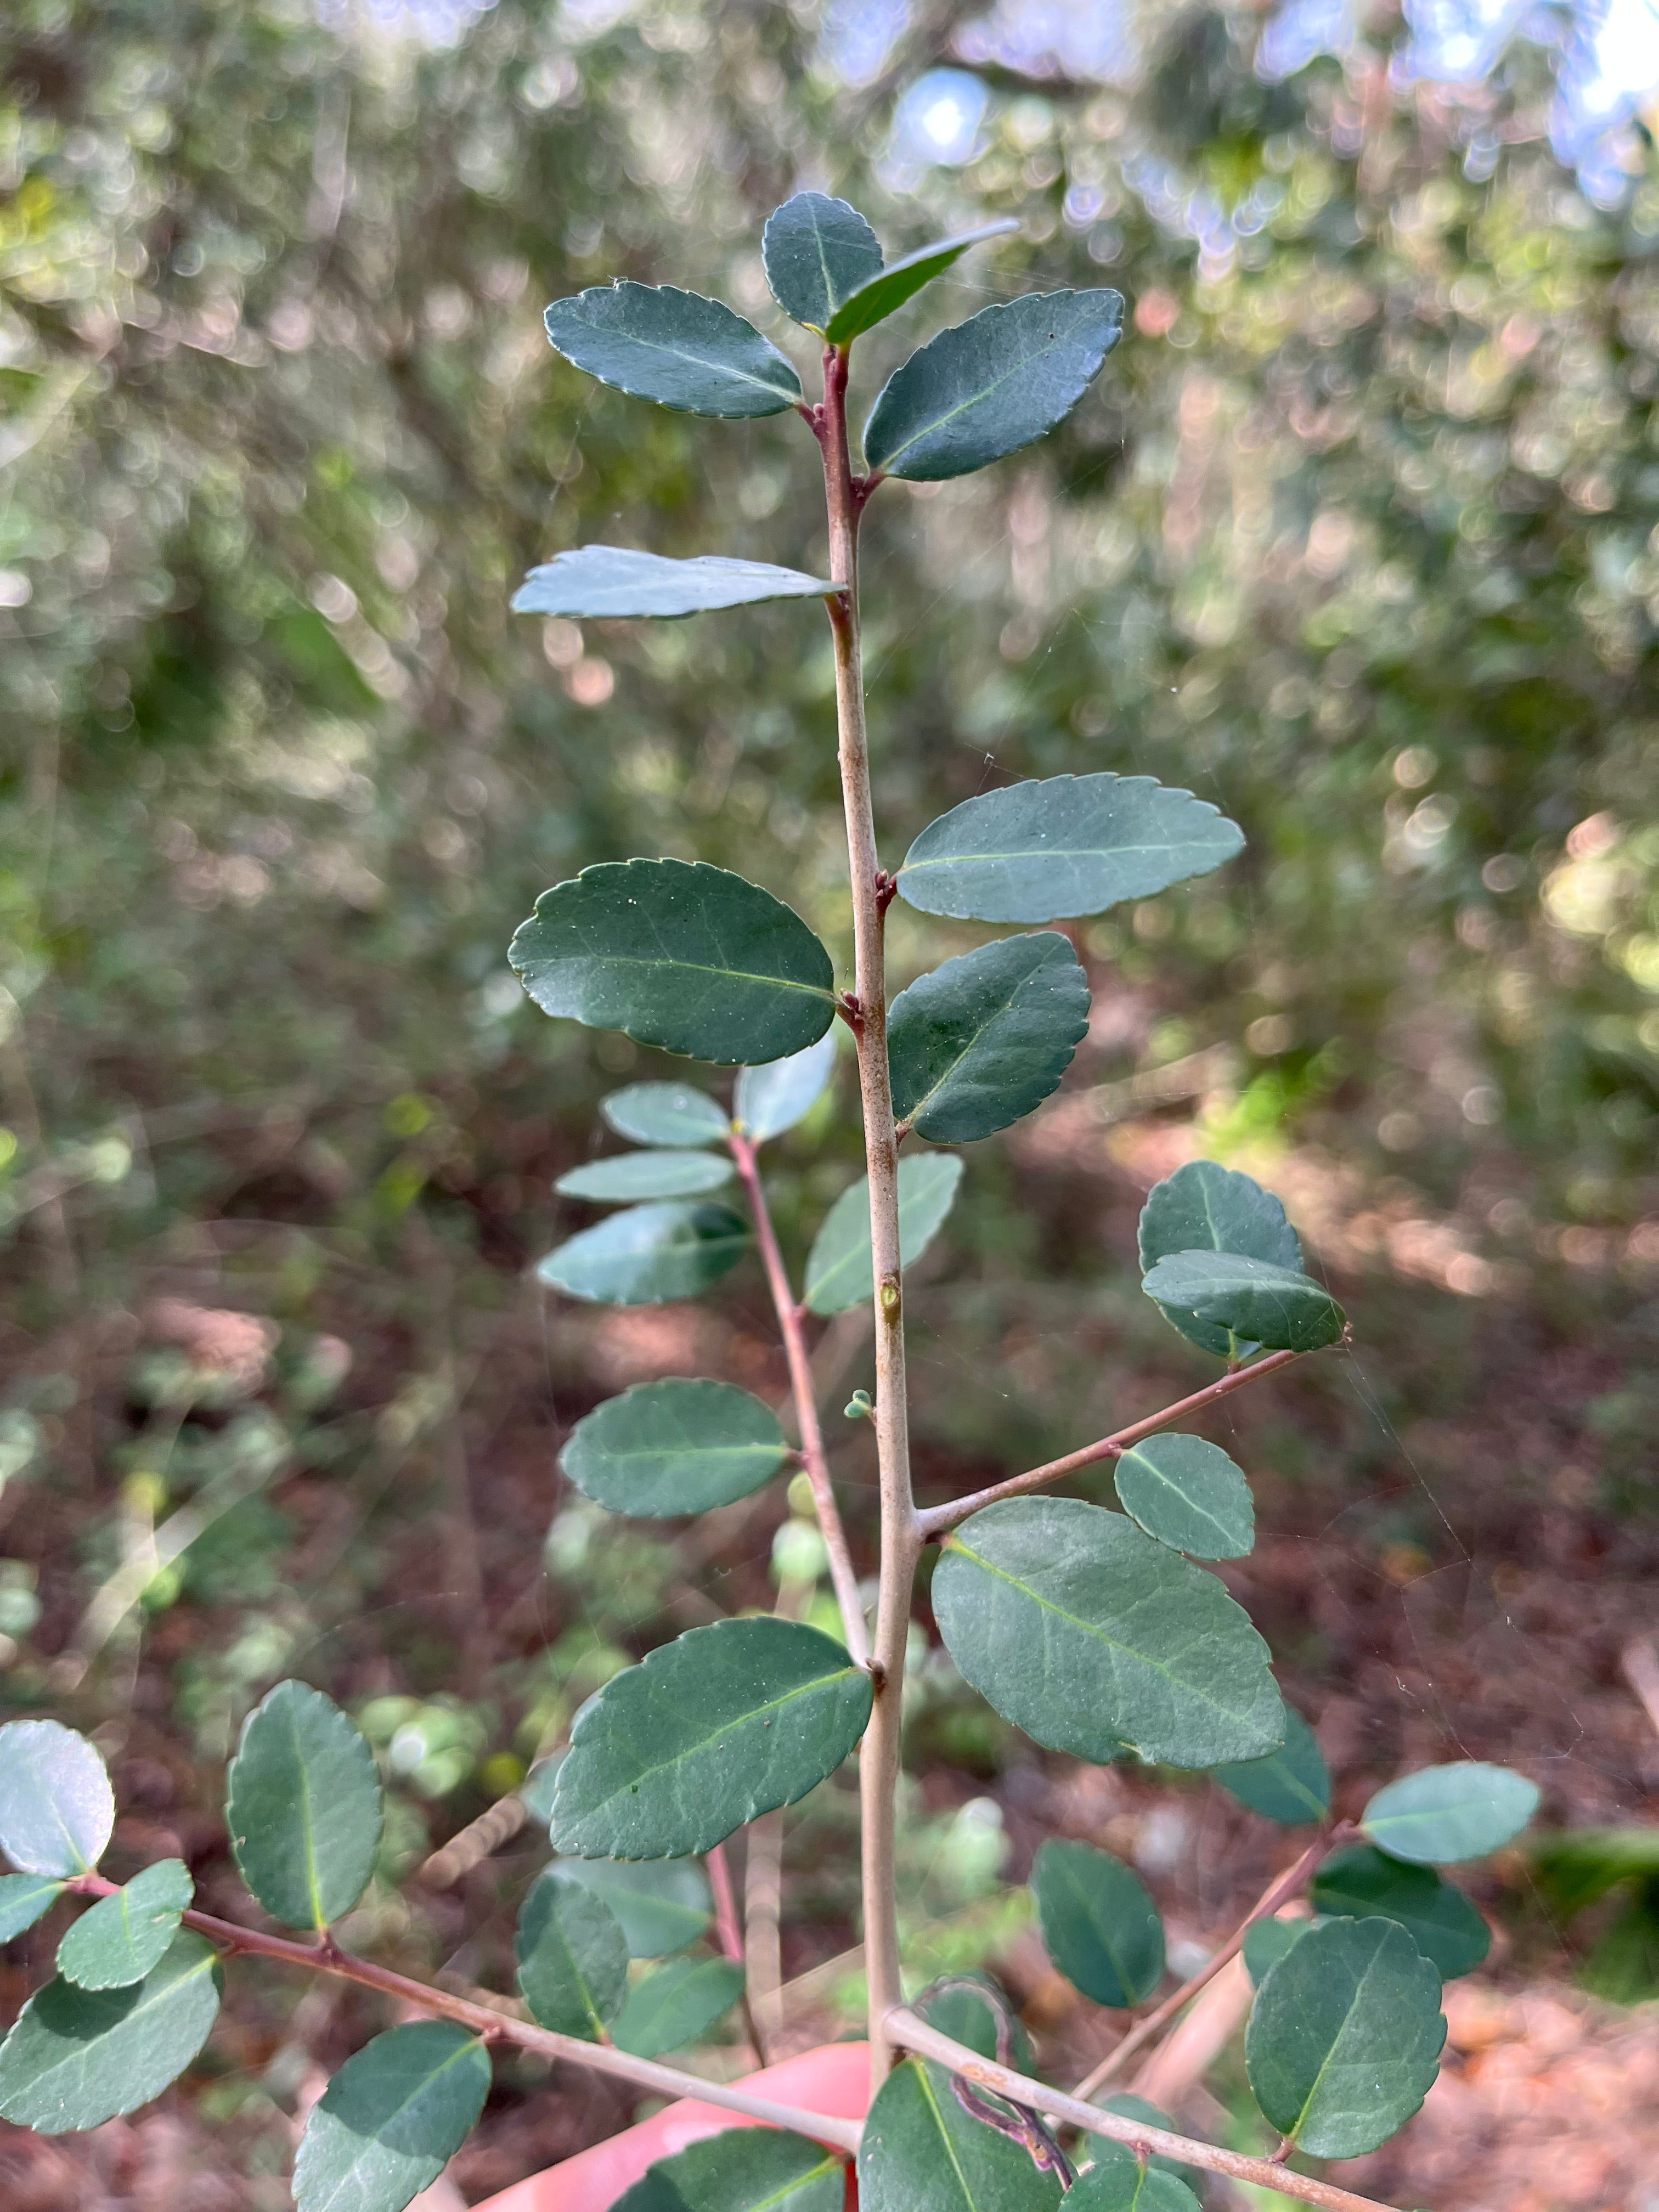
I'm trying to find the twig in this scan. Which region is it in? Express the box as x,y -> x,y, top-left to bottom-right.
708,1840 -> 769,2068
744,1811 -> 786,2052
1621,1635 -> 1659,1741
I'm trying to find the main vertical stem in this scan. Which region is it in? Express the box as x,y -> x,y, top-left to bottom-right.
819,343 -> 918,2090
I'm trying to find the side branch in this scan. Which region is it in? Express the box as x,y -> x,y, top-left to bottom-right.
916,1348 -> 1304,1538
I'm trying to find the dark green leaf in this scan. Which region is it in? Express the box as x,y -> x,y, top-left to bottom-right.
536,1202 -> 751,1305
895,776 -> 1243,925
889,933 -> 1088,1143
601,1083 -> 731,1147
0,1720 -> 115,1877
1138,1252 -> 1345,1355
823,219 -> 1019,344
857,2056 -> 1064,2212
762,193 -> 883,331
1092,2098 -> 1199,2192
1312,1846 -> 1491,1979
561,1379 -> 791,1517
1069,2143 -> 1199,2212
933,1499 -> 1284,1768
1138,1161 -> 1302,1360
543,284 -> 803,416
553,1857 -> 712,1957
1361,1762 -> 1541,1865
1113,1434 -> 1254,1560
1243,1915 -> 1310,1987
1032,1839 -> 1164,2008
551,1617 -> 873,1858
864,289 -> 1124,481
0,1931 -> 221,2133
0,1872 -> 65,1944
510,859 -> 837,1064
614,2126 -> 847,2212
292,2021 -> 491,2212
916,1973 -> 1033,2069
735,1033 -> 837,1142
225,1680 -> 382,1931
56,1859 -> 193,1990
610,1953 -> 746,2056
515,1868 -> 629,2039
556,1150 -> 734,1201
1210,1705 -> 1330,1825
512,546 -> 834,622
1245,1916 -> 1444,2158
803,1153 -> 964,1316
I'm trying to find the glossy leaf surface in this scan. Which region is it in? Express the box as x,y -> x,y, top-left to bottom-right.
895,775 -> 1243,924
513,546 -> 834,622
917,1972 -> 1033,2068
0,1931 -> 221,2133
933,1499 -> 1284,1768
1312,1846 -> 1491,1979
1361,1762 -> 1541,1864
864,289 -> 1123,481
1069,2144 -> 1199,2212
735,1032 -> 837,1141
553,1857 -> 712,1957
551,1617 -> 872,1858
561,1379 -> 791,1517
858,2056 -> 1065,2212
0,1872 -> 64,1944
762,193 -> 883,330
1138,1161 -> 1302,1359
888,933 -> 1088,1143
1113,1434 -> 1254,1560
1210,1705 -> 1330,1825
601,1084 -> 731,1147
292,2021 -> 490,2212
556,1150 -> 733,1201
543,284 -> 802,416
536,1202 -> 751,1305
613,2126 -> 846,2212
0,1720 -> 115,1877
1032,1838 -> 1164,2008
824,219 -> 1019,343
1138,1252 -> 1345,1355
1243,1914 -> 1310,1986
610,1953 -> 746,2056
803,1152 -> 963,1315
57,1859 -> 193,1990
225,1680 -> 382,1931
515,1868 -> 629,2039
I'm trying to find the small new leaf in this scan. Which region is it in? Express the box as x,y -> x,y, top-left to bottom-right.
1361,1762 -> 1541,1865
292,2021 -> 491,2212
57,1859 -> 194,1990
0,1873 -> 65,1944
824,219 -> 1019,345
803,1153 -> 963,1315
762,193 -> 883,331
1069,2143 -> 1200,2212
513,546 -> 834,622
1312,1846 -> 1491,1979
735,1033 -> 837,1142
515,1869 -> 629,2039
1113,1434 -> 1255,1560
561,1379 -> 791,1516
1210,1705 -> 1331,1825
601,1083 -> 731,1147
1032,1838 -> 1164,2008
543,284 -> 803,416
1138,1161 -> 1301,1359
1138,1252 -> 1345,1355
537,1202 -> 751,1305
225,1680 -> 382,1932
888,932 -> 1088,1143
614,2127 -> 847,2212
552,1857 -> 712,1958
556,1150 -> 734,1202
857,2056 -> 1064,2212
0,1931 -> 222,2134
610,1953 -> 746,2057
0,1719 -> 115,1878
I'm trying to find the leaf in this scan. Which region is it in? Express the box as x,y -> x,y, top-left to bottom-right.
292,2021 -> 491,2212
610,1953 -> 746,2056
601,1083 -> 731,1147
0,1719 -> 115,1877
1243,1915 -> 1310,1987
1312,1846 -> 1491,1979
0,1930 -> 222,2133
895,776 -> 1243,926
510,859 -> 837,1065
561,1379 -> 791,1516
556,1150 -> 735,1201
888,933 -> 1089,1143
857,2056 -> 1065,2212
520,1759 -> 562,1825
803,1153 -> 964,1316
543,284 -> 803,416
735,1032 -> 838,1142
1210,1705 -> 1331,1825
916,1972 -> 1033,2069
1113,1435 -> 1254,1560
1138,1252 -> 1345,1356
933,1499 -> 1284,1768
1092,2098 -> 1200,2192
551,1617 -> 873,1858
1138,1161 -> 1302,1360
514,1867 -> 629,2038
1032,1838 -> 1164,2008
1069,2143 -> 1200,2212
56,1860 -> 194,1990
1245,1916 -> 1445,2158
225,1680 -> 382,1931
553,1857 -> 712,1957
762,191 -> 884,331
537,1202 -> 751,1305
1361,1762 -> 1541,1865
824,219 -> 1020,345
613,2126 -> 847,2212
864,289 -> 1124,481
512,546 -> 835,622
0,1872 -> 65,1944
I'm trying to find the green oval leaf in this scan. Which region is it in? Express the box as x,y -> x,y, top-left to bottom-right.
0,1719 -> 115,1877
552,1857 -> 713,1958
561,1379 -> 791,1516
1245,1916 -> 1445,2158
803,1152 -> 964,1316
601,1083 -> 731,1147
864,288 -> 1124,481
614,2126 -> 847,2212
543,284 -> 803,416
551,1617 -> 873,1858
1361,1762 -> 1541,1865
56,1859 -> 194,1990
515,1867 -> 629,2039
611,1953 -> 746,2056
763,192 -> 884,331
1093,2097 -> 1200,2193
1138,1252 -> 1345,1356
857,2056 -> 1064,2212
1312,1846 -> 1491,1980
916,1972 -> 1033,2069
895,775 -> 1243,925
933,1499 -> 1284,1768
0,1929 -> 222,2133
889,933 -> 1089,1144
292,2021 -> 491,2212
824,219 -> 1020,345
225,1680 -> 382,1932
557,1150 -> 735,1202
1243,1914 -> 1310,1987
735,1033 -> 838,1142
512,546 -> 835,622
511,859 -> 836,1065
537,1201 -> 751,1305
1138,1161 -> 1302,1360
1113,1435 -> 1254,1560
1032,1838 -> 1164,2008
1210,1705 -> 1330,1825
0,1872 -> 65,1944
1069,2143 -> 1200,2212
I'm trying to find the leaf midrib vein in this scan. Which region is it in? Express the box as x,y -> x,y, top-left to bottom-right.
578,1667 -> 859,1821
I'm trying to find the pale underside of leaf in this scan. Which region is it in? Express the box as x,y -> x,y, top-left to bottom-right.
512,546 -> 836,622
